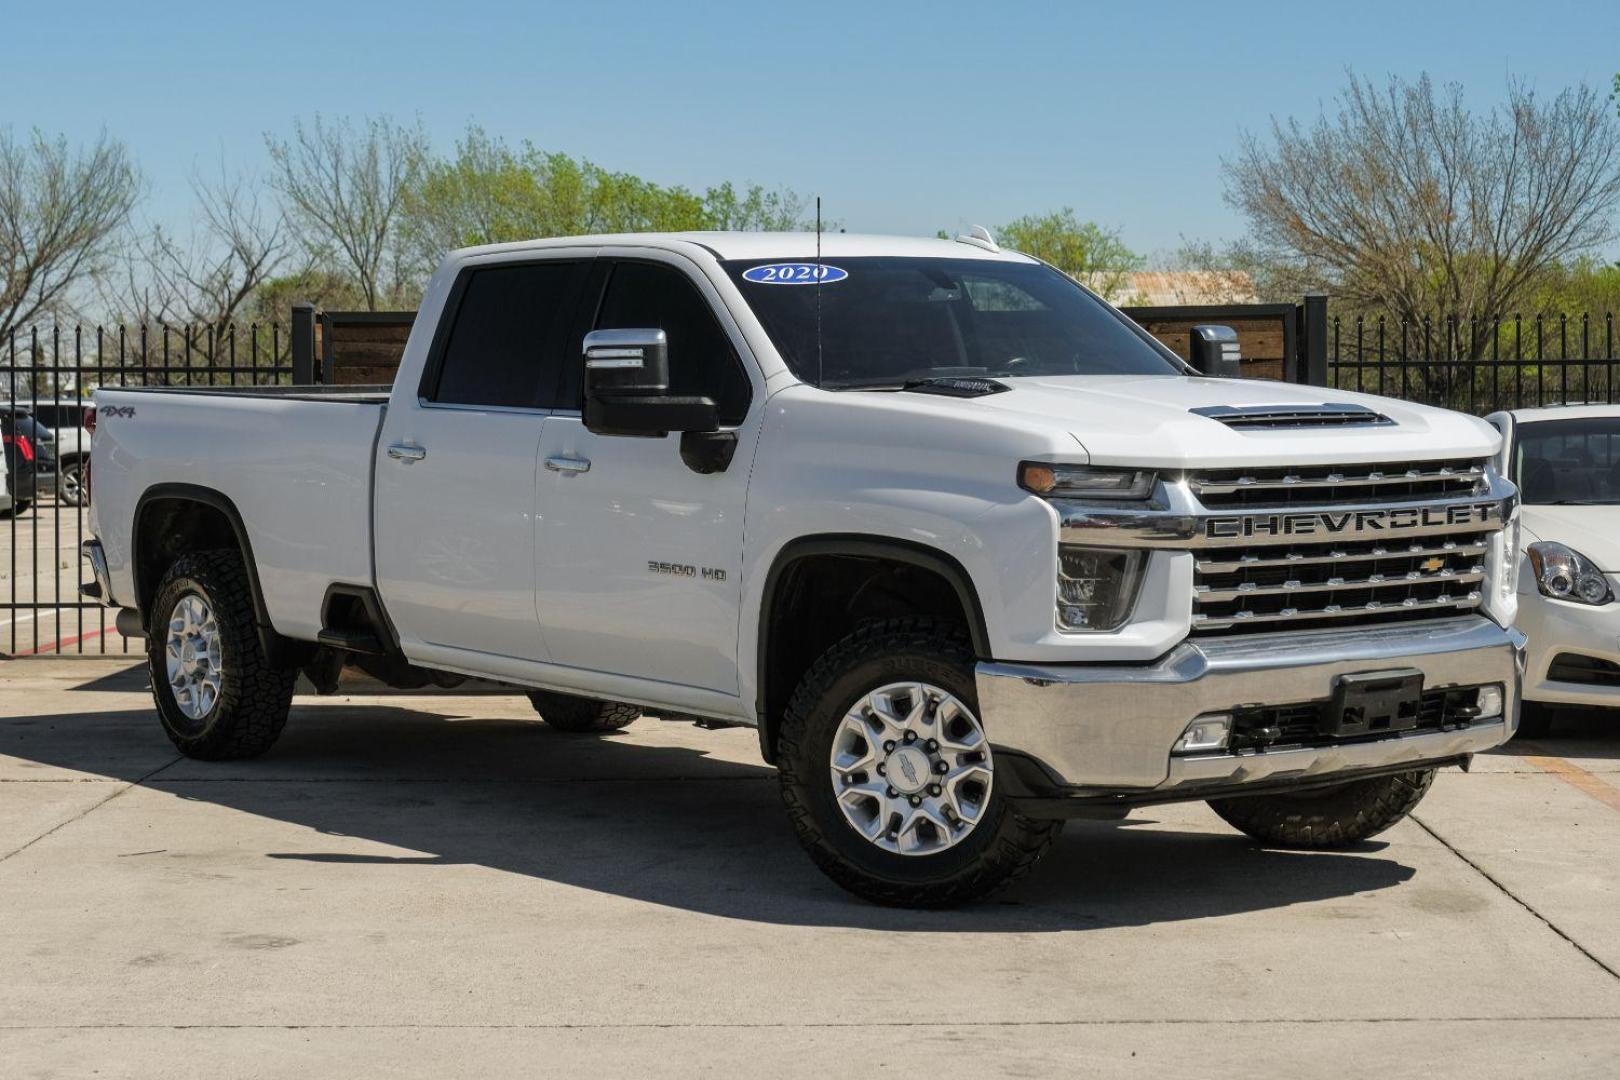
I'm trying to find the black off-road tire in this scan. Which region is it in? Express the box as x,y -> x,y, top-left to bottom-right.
148,550 -> 296,760
526,690 -> 640,733
776,617 -> 1062,907
1208,769 -> 1437,849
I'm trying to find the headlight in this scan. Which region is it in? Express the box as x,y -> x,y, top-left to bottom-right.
1020,462 -> 1156,500
1526,542 -> 1613,605
1057,545 -> 1145,631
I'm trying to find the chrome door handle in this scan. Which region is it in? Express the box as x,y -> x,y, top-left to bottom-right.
387,443 -> 427,463
545,455 -> 591,474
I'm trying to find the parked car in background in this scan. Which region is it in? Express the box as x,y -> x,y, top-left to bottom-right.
0,435 -> 10,515
1,405 -> 59,517
29,400 -> 91,507
1488,405 -> 1620,736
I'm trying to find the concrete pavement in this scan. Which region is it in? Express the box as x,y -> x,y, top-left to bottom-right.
2,658 -> 1618,1078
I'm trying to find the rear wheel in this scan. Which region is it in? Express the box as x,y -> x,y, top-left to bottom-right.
1207,769 -> 1436,848
148,550 -> 296,760
526,690 -> 640,733
776,617 -> 1061,907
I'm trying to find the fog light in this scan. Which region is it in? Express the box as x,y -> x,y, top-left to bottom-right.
1476,685 -> 1504,720
1173,714 -> 1231,754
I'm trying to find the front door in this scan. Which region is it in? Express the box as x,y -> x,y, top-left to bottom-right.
534,254 -> 760,694
375,255 -> 590,661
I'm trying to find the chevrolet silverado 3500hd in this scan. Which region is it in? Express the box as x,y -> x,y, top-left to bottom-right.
83,232 -> 1526,906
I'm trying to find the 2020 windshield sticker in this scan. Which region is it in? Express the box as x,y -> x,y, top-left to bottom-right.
741,262 -> 848,285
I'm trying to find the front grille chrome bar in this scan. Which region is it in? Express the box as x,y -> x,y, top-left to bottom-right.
1195,566 -> 1485,603
1191,591 -> 1484,631
1057,483 -> 1515,549
1189,463 -> 1485,497
1194,538 -> 1490,575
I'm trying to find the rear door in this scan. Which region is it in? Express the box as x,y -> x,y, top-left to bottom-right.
374,254 -> 590,660
533,253 -> 760,694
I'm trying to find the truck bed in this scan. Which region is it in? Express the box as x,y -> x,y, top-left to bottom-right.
90,385 -> 387,640
103,384 -> 393,404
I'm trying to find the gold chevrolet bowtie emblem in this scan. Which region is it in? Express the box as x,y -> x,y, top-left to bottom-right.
1420,557 -> 1446,572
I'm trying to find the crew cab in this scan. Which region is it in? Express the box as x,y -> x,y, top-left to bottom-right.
83,232 -> 1525,906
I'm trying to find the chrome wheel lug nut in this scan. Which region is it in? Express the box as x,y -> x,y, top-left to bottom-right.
903,731 -> 918,744
925,738 -> 938,752
886,787 -> 898,798
934,760 -> 949,774
928,784 -> 942,797
876,763 -> 886,776
883,740 -> 896,753
908,795 -> 922,807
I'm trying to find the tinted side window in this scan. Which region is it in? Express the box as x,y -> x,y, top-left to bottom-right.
593,262 -> 751,424
430,262 -> 584,408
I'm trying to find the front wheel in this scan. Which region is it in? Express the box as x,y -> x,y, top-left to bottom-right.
776,617 -> 1061,907
148,550 -> 296,760
1207,769 -> 1436,849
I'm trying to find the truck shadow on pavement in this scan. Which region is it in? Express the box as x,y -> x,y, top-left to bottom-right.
10,689 -> 1427,931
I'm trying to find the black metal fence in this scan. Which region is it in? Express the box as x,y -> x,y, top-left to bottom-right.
2,307 -> 1618,658
1327,312 -> 1620,414
2,323 -> 290,657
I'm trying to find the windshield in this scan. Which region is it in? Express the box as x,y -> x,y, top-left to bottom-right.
722,256 -> 1182,388
1514,416 -> 1620,505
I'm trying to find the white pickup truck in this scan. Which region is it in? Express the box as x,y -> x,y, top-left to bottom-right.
84,232 -> 1526,906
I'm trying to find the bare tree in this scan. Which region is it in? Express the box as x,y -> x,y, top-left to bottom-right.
109,163 -> 294,337
265,115 -> 428,310
0,128 -> 139,337
1225,73 -> 1620,352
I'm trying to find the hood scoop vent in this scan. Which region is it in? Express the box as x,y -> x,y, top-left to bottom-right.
1191,403 -> 1394,429
901,377 -> 1011,399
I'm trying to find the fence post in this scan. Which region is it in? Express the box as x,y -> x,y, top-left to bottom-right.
291,302 -> 316,384
1299,293 -> 1329,386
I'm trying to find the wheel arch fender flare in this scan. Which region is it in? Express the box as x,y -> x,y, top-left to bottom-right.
132,483 -> 295,662
752,533 -> 993,762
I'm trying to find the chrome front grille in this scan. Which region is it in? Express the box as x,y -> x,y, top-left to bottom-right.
1188,458 -> 1495,635
1190,460 -> 1488,509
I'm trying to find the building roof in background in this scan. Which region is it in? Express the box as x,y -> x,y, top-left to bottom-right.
1121,270 -> 1257,306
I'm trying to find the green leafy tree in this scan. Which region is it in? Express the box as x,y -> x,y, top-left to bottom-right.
996,209 -> 1142,301
399,126 -> 813,279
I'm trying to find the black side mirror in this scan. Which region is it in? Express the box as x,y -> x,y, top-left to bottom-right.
582,328 -> 719,437
1189,325 -> 1242,377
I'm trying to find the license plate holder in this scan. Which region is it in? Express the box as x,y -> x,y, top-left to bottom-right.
1324,669 -> 1425,738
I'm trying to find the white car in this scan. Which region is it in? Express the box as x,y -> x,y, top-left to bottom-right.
1487,405 -> 1620,735
30,400 -> 91,506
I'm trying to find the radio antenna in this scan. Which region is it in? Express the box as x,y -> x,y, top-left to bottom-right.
814,196 -> 824,389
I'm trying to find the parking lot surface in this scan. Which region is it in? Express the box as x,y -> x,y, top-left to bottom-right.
2,658 -> 1618,1078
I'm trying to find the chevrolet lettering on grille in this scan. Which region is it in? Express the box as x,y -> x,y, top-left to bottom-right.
1205,502 -> 1497,541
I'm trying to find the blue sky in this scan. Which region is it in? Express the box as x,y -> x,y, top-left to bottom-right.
5,0 -> 1618,257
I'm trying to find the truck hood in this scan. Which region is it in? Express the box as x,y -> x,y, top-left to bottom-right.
966,375 -> 1501,469
1521,506 -> 1620,573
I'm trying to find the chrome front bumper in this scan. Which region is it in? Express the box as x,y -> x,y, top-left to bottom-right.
976,616 -> 1526,795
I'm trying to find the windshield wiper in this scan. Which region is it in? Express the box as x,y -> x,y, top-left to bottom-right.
826,370 -> 993,392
